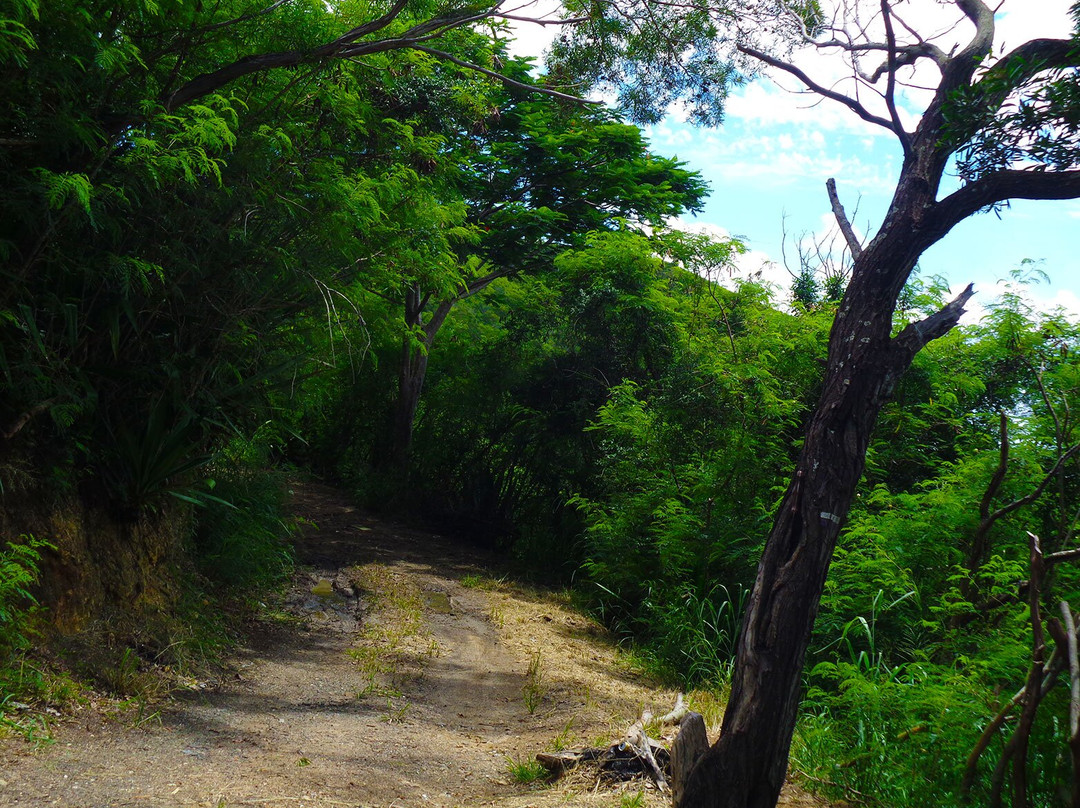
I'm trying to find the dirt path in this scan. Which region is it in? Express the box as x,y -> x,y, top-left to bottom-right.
0,481 -> 826,808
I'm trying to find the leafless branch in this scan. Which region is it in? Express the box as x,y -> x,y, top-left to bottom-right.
199,0 -> 293,33
2,399 -> 55,440
879,0 -> 912,156
736,43 -> 897,135
494,12 -> 586,26
412,46 -> 596,104
892,283 -> 975,358
979,412 -> 1010,521
826,178 -> 863,259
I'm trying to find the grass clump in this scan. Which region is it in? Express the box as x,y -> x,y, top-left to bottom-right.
347,563 -> 431,706
549,716 -> 576,751
506,755 -> 548,784
522,651 -> 545,714
460,573 -> 506,591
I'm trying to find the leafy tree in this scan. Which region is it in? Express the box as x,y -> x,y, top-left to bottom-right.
552,3 -> 1080,806
0,0 -> 512,510
372,59 -> 709,468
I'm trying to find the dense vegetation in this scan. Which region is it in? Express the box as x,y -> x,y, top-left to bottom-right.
2,1 -> 1080,806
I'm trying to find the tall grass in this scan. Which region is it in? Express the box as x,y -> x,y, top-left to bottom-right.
193,435 -> 295,592
790,592 -> 1070,807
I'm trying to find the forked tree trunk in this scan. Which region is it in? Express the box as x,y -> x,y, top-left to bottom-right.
675,178 -> 975,807
386,270 -> 508,471
391,336 -> 429,470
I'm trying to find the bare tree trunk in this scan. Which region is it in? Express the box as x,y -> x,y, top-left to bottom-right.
392,336 -> 429,471
387,284 -> 432,471
671,2 -> 1080,804
385,269 -> 509,471
676,184 -> 973,808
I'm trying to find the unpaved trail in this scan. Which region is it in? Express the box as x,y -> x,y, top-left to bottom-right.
0,481 -> 827,808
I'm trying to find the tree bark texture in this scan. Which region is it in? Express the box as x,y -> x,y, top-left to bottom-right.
389,284 -> 432,471
669,4 -> 1080,803
676,165 -> 974,808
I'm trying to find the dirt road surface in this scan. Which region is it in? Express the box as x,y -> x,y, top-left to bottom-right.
0,481 -> 826,808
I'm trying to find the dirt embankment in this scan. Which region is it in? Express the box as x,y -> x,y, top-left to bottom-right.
0,481 -> 826,808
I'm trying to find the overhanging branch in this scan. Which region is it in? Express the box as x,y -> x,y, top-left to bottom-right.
932,169 -> 1080,241
412,46 -> 598,105
158,2 -> 589,115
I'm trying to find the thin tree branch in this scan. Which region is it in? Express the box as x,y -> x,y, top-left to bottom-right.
879,0 -> 912,157
1,399 -> 55,440
198,0 -> 293,34
736,43 -> 896,134
412,46 -> 596,105
493,12 -> 586,26
981,412 -> 1010,524
826,178 -> 862,260
962,640 -> 1066,800
154,3 -> 585,116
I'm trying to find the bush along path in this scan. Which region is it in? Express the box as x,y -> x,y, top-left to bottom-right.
0,481 -> 827,808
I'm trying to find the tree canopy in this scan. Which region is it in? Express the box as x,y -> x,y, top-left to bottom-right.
4,3 -> 1080,808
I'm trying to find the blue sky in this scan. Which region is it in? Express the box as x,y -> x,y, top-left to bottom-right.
646,88 -> 1080,317
510,0 -> 1080,318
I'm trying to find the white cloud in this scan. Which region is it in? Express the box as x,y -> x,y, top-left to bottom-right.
725,80 -> 876,134
668,218 -> 789,294
995,1 -> 1075,55
503,0 -> 563,60
658,122 -> 898,192
956,272 -> 1080,326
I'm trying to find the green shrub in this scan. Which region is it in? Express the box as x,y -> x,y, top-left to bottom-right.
0,536 -> 49,656
193,459 -> 295,591
506,756 -> 548,784
0,535 -> 62,742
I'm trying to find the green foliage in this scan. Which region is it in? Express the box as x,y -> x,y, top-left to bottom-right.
793,662 -> 993,807
193,434 -> 295,591
0,536 -> 48,654
0,535 -> 61,743
549,0 -> 739,125
788,271 -> 1080,806
4,4 -> 1080,804
506,755 -> 549,784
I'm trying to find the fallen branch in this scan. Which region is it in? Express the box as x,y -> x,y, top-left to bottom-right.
536,694 -> 686,790
658,692 -> 689,725
2,399 -> 54,440
623,711 -> 668,792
